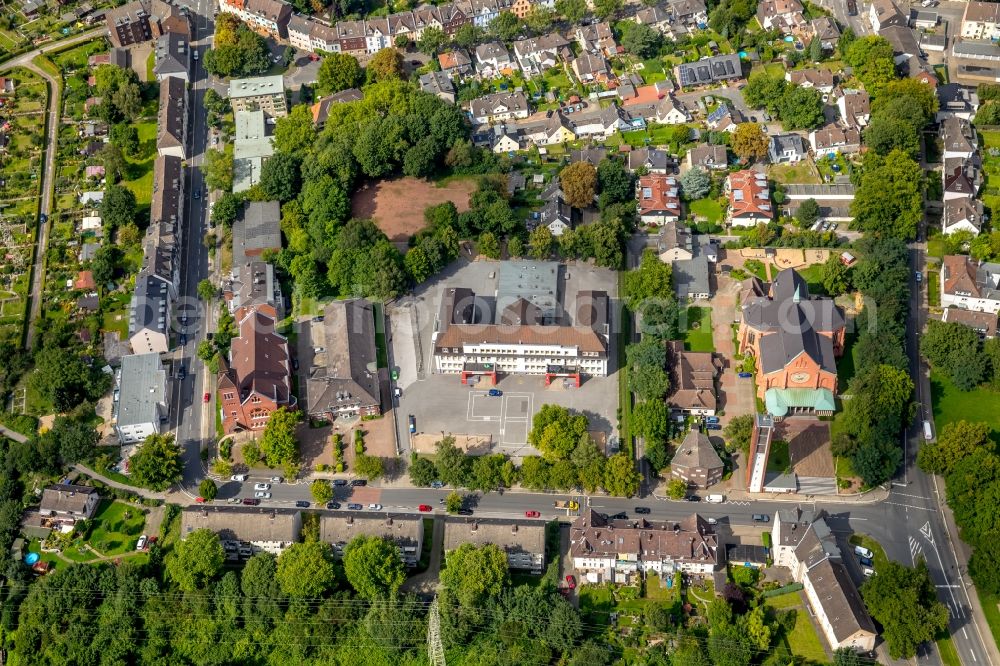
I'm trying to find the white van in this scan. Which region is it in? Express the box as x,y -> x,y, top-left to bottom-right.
706,494 -> 725,504
854,545 -> 874,559
862,567 -> 875,577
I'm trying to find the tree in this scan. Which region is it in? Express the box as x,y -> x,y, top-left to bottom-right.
680,167 -> 711,200
520,455 -> 551,490
409,455 -> 437,486
524,6 -> 555,34
201,147 -> 234,193
822,253 -> 852,296
604,452 -> 641,497
310,479 -> 333,504
367,48 -> 404,83
731,123 -> 769,163
508,235 -> 524,258
528,225 -> 554,260
597,158 -> 634,208
203,88 -> 229,115
529,405 -> 589,462
920,320 -> 988,390
560,161 -> 598,208
109,123 -> 139,157
276,542 -> 338,598
417,26 -> 447,55
630,364 -> 670,401
833,648 -> 865,666
203,14 -> 270,77
969,538 -> 1000,595
128,434 -> 183,491
918,420 -> 992,476
724,414 -> 754,454
470,454 -> 509,491
343,535 -> 406,599
863,116 -> 920,157
260,407 -> 300,469
259,152 -> 301,202
30,346 -> 110,412
197,279 -> 216,301
623,248 -> 673,310
317,53 -> 362,95
101,184 -> 137,229
100,143 -> 126,183
211,191 -> 242,228
89,245 -> 119,285
593,0 -> 622,18
851,150 -> 923,240
743,73 -> 786,113
778,85 -> 824,130
478,231 -> 500,259
555,0 -> 587,22
861,560 -> 949,658
666,477 -> 688,499
440,543 -> 509,606
618,21 -> 661,58
435,436 -> 471,487
354,454 -> 385,480
197,479 -> 217,501
795,198 -> 820,227
454,24 -> 484,49
168,528 -> 224,591
445,490 -> 463,514
273,105 -> 316,155
633,399 -> 668,447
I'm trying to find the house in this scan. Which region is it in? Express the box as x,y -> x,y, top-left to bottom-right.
706,103 -> 745,132
667,339 -> 722,414
912,9 -> 938,29
569,146 -> 608,166
491,128 -> 520,154
77,294 -> 100,313
936,84 -> 979,121
570,511 -> 719,585
636,174 -> 682,225
433,265 -> 610,379
129,273 -> 171,354
156,76 -> 187,159
21,0 -> 43,17
943,197 -> 984,236
880,24 -> 922,65
575,21 -> 617,57
626,147 -> 671,173
837,89 -> 870,128
304,299 -> 382,421
419,70 -> 456,103
941,116 -> 977,159
943,157 -> 982,200
217,308 -> 295,434
225,261 -> 284,321
941,308 -> 998,339
570,104 -> 630,139
786,68 -> 834,93
40,484 -> 100,519
809,125 -> 861,154
635,6 -> 671,34
951,39 -> 1000,62
438,50 -> 473,78
512,33 -> 570,75
228,75 -> 287,118
757,0 -> 806,34
80,191 -> 104,205
310,88 -> 363,128
233,110 -> 274,193
321,512 -> 424,566
86,165 -> 106,179
626,95 -> 690,125
106,0 -> 182,48
687,143 -> 728,170
74,270 -> 97,290
725,170 -> 773,227
153,32 -> 189,82
114,352 -> 168,444
182,507 -> 301,555
675,54 -> 743,87
773,509 -> 877,651
811,16 -> 840,50
81,242 -> 101,262
869,0 -> 907,31
0,78 -> 15,96
474,41 -> 514,78
941,255 -> 1000,313
571,52 -> 612,84
219,0 -> 292,39
962,1 -> 1000,40
738,269 -> 846,417
444,518 -> 545,572
470,91 -> 530,124
670,428 -> 724,487
666,0 -> 708,27
768,134 -> 807,163
785,183 -> 856,222
233,201 -> 281,264
535,178 -> 574,236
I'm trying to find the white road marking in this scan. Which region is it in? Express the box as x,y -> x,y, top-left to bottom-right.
970,650 -> 978,662
963,628 -> 969,639
893,492 -> 932,500
883,501 -> 933,511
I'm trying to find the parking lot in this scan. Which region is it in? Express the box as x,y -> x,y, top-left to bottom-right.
388,259 -> 621,459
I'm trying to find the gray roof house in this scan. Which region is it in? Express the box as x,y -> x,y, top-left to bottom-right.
627,147 -> 671,173
227,260 -> 284,320
669,428 -> 724,488
115,352 -> 168,445
444,518 -> 546,572
233,201 -> 281,264
419,70 -> 456,104
320,513 -> 424,566
768,134 -> 807,164
687,143 -> 728,170
182,507 -> 302,556
40,484 -> 100,519
153,32 -> 189,82
674,54 -> 742,87
233,110 -> 274,192
156,76 -> 187,159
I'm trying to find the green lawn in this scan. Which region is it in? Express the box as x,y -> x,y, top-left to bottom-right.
979,590 -> 1000,652
836,332 -> 857,387
928,269 -> 940,307
931,371 -> 1000,443
689,198 -> 723,224
848,533 -> 889,572
683,306 -> 715,352
87,500 -> 146,556
937,634 -> 961,666
372,302 -> 388,369
926,235 -> 946,259
763,62 -> 785,78
796,263 -> 826,295
578,586 -> 614,630
122,121 -> 159,207
769,162 -> 820,185
764,592 -> 828,663
767,439 -> 790,473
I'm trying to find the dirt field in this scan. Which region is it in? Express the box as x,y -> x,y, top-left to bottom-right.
351,177 -> 477,242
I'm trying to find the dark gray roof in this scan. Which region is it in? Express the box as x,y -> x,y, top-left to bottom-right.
627,147 -> 670,171
419,70 -> 455,97
306,298 -> 381,415
117,352 -> 166,428
40,484 -> 98,514
153,32 -> 188,77
670,430 -> 724,472
673,256 -> 712,298
156,77 -> 185,152
182,507 -> 301,543
233,201 -> 281,263
770,133 -> 806,156
130,273 -> 170,337
676,54 -> 742,86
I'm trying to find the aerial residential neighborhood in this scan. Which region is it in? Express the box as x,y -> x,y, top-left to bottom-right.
0,0 -> 996,660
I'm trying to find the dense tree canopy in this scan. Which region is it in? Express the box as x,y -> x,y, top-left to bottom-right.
851,150 -> 923,240
441,543 -> 509,607
317,53 -> 363,95
861,561 -> 949,658
129,433 -> 184,490
203,14 -> 270,78
343,535 -> 407,600
528,404 -> 589,461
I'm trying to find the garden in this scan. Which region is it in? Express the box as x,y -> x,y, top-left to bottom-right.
36,499 -> 148,565
683,305 -> 715,353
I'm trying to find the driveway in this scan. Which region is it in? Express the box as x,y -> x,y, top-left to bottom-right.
676,86 -> 749,115
401,516 -> 444,594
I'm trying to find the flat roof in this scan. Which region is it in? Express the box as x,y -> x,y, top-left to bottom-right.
116,352 -> 165,427
497,260 -> 559,321
229,75 -> 285,100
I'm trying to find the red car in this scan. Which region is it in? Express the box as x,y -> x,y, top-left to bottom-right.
418,504 -> 432,512
565,575 -> 576,589
203,392 -> 210,403
195,497 -> 206,503
525,510 -> 540,518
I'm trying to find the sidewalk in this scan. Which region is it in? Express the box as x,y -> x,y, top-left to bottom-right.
72,464 -> 172,501
0,425 -> 28,443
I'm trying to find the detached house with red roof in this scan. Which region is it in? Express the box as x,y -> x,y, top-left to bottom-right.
725,170 -> 773,227
218,308 -> 296,434
941,255 -> 1000,314
636,174 -> 681,225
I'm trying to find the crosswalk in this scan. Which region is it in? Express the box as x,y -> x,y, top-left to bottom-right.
909,535 -> 924,565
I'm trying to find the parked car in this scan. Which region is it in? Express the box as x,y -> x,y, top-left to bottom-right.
177,364 -> 186,380
752,514 -> 770,523
227,497 -> 241,503
271,476 -> 284,483
327,501 -> 341,510
854,545 -> 874,559
295,500 -> 310,508
915,271 -> 922,283
332,479 -> 348,486
685,495 -> 701,502
430,481 -> 445,488
488,388 -> 503,397
351,479 -> 367,487
231,474 -> 247,482
418,504 -> 433,512
565,575 -> 576,589
610,512 -> 628,520
393,387 -> 402,398
859,556 -> 873,567
705,423 -> 721,430
863,567 -> 876,577
347,503 -> 363,510
254,483 -> 270,491
457,509 -> 474,516
179,334 -> 187,346
634,507 -> 651,514
194,190 -> 201,199
195,496 -> 206,503
408,415 -> 416,433
203,392 -> 210,403
254,491 -> 271,499
525,510 -> 540,518
368,503 -> 383,511
704,416 -> 720,424
242,498 -> 260,506
738,371 -> 753,378
136,535 -> 147,551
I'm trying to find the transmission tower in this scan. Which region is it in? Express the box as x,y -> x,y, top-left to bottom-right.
427,597 -> 446,666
